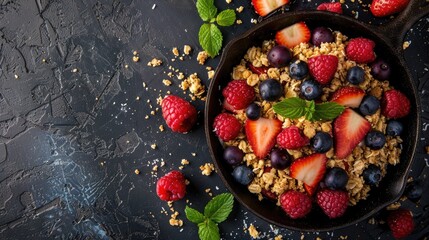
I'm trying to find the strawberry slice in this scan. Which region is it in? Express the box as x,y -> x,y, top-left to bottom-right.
333,108 -> 371,159
276,22 -> 311,49
331,86 -> 365,108
247,62 -> 269,75
245,118 -> 282,158
252,0 -> 289,17
290,153 -> 327,196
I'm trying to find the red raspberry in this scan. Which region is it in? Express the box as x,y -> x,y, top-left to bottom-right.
387,209 -> 415,239
381,89 -> 411,119
161,95 -> 197,133
307,55 -> 338,85
213,113 -> 241,141
156,170 -> 186,201
222,80 -> 255,110
277,126 -> 309,149
280,190 -> 312,219
316,189 -> 349,218
317,2 -> 343,14
346,37 -> 376,63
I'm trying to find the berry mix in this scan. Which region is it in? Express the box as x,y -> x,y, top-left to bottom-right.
212,22 -> 411,219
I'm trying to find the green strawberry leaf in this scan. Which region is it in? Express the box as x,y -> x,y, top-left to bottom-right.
216,9 -> 236,26
204,193 -> 234,223
196,0 -> 217,21
198,23 -> 223,58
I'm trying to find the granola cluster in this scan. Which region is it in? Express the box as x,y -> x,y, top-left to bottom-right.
224,31 -> 403,206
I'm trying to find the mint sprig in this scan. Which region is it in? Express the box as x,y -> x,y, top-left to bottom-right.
185,193 -> 234,240
273,97 -> 345,121
196,0 -> 236,57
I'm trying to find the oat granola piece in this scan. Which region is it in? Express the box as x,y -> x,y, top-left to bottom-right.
147,58 -> 163,67
183,45 -> 192,55
248,224 -> 259,239
197,51 -> 208,65
200,163 -> 215,176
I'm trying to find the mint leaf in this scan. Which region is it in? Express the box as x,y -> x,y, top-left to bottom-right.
204,193 -> 234,223
311,102 -> 345,121
196,0 -> 217,21
185,206 -> 206,224
199,23 -> 223,58
304,100 -> 316,120
216,9 -> 236,26
198,219 -> 220,240
273,97 -> 307,119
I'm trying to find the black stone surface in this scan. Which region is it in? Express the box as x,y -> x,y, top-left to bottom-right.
0,0 -> 427,239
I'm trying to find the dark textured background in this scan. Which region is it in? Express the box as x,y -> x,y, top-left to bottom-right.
0,0 -> 427,239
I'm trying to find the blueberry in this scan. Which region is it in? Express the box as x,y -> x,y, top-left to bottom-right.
270,148 -> 292,170
300,79 -> 322,100
346,66 -> 365,85
232,165 -> 255,185
405,181 -> 423,200
386,120 -> 404,136
311,131 -> 333,153
289,60 -> 309,80
259,79 -> 283,101
246,103 -> 261,120
267,45 -> 292,68
370,58 -> 391,80
223,146 -> 244,166
362,164 -> 382,186
324,167 -> 349,190
359,95 -> 380,115
311,27 -> 334,47
365,130 -> 386,150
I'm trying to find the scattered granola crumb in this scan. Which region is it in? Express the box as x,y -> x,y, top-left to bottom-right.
191,152 -> 197,157
136,96 -> 140,101
236,19 -> 243,25
226,0 -> 232,3
42,58 -> 46,63
236,6 -> 244,13
386,202 -> 401,210
251,18 -> 258,24
181,159 -> 190,165
134,169 -> 140,175
145,115 -> 149,119
274,236 -> 283,240
159,125 -> 164,132
197,51 -> 209,65
425,145 -> 429,154
147,58 -> 163,67
200,163 -> 215,176
172,47 -> 179,57
133,51 -> 138,56
152,165 -> 158,172
132,56 -> 140,62
368,217 -> 376,225
181,73 -> 206,100
208,70 -> 215,79
125,64 -> 129,69
71,68 -> 78,73
403,41 -> 411,49
205,188 -> 213,196
163,79 -> 172,86
177,72 -> 185,80
316,237 -> 323,240
151,143 -> 157,149
339,236 -> 348,240
300,234 -> 305,240
184,45 -> 192,55
169,211 -> 183,227
248,224 -> 259,239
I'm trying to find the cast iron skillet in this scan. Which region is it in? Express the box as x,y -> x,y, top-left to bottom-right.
205,2 -> 429,231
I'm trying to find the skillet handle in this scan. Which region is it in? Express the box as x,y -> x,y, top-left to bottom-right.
374,1 -> 429,53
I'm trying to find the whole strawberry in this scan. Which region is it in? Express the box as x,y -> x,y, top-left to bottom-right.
316,189 -> 349,218
280,190 -> 312,219
346,37 -> 376,63
370,0 -> 410,17
277,126 -> 309,149
222,80 -> 255,110
387,209 -> 415,239
317,2 -> 343,14
213,113 -> 242,142
307,55 -> 338,85
381,89 -> 411,118
156,170 -> 186,201
161,95 -> 197,133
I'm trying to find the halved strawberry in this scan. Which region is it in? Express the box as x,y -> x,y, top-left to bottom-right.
276,22 -> 311,49
290,153 -> 327,196
247,62 -> 269,75
330,86 -> 365,108
333,108 -> 371,159
252,0 -> 289,17
245,118 -> 282,158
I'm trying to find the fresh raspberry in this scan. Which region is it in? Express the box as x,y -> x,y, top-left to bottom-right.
280,190 -> 312,219
156,170 -> 186,201
317,2 -> 343,14
381,89 -> 411,119
307,55 -> 338,85
316,189 -> 349,218
346,37 -> 376,63
277,126 -> 309,149
222,80 -> 255,110
387,209 -> 415,239
161,95 -> 197,133
213,113 -> 241,141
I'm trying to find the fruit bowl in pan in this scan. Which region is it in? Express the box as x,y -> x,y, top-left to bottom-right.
205,3 -> 429,231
